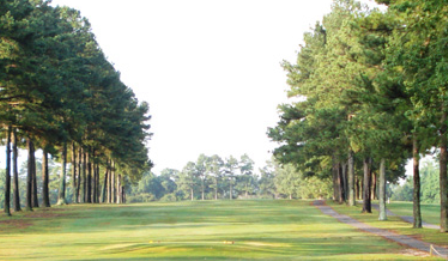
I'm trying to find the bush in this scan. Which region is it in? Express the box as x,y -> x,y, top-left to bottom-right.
160,193 -> 177,202
127,193 -> 156,203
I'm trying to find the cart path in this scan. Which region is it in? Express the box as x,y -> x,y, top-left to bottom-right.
371,203 -> 440,230
313,200 -> 448,259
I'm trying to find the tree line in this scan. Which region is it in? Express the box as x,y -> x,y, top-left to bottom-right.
125,154 -> 332,202
0,0 -> 151,216
268,0 -> 448,232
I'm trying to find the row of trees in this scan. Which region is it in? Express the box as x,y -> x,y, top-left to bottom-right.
1,0 -> 151,215
268,0 -> 448,232
127,154 -> 333,202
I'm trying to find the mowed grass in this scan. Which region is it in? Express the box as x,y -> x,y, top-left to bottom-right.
386,201 -> 441,226
328,201 -> 448,250
0,200 -> 441,261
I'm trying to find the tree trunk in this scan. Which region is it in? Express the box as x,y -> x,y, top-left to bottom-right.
75,146 -> 81,203
348,150 -> 355,206
12,128 -> 20,212
92,162 -> 97,203
338,163 -> 344,203
117,174 -> 122,204
112,163 -> 116,203
362,157 -> 371,213
412,135 -> 422,228
31,141 -> 38,208
342,163 -> 348,203
42,150 -> 51,208
355,175 -> 360,201
4,126 -> 12,216
372,172 -> 377,201
108,161 -> 112,203
72,142 -> 77,203
102,168 -> 108,203
80,149 -> 86,203
86,152 -> 91,203
96,164 -> 100,203
378,158 -> 387,221
361,178 -> 364,200
440,109 -> 448,232
57,141 -> 68,205
190,188 -> 194,201
26,138 -> 33,211
333,161 -> 340,202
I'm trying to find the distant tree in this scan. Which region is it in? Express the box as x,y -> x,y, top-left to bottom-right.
236,154 -> 257,198
258,162 -> 276,198
274,163 -> 301,200
222,156 -> 239,200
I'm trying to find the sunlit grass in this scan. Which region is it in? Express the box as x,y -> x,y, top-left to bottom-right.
386,201 -> 440,226
0,200 -> 441,260
328,201 -> 448,249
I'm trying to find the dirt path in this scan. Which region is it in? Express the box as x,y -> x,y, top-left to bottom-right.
371,203 -> 440,230
313,200 -> 448,259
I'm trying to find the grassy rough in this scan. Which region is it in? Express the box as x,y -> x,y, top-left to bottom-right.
328,201 -> 448,253
0,200 -> 441,260
386,201 -> 440,226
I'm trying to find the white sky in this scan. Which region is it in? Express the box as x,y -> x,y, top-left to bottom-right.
43,0 -> 330,173
22,0 -> 382,174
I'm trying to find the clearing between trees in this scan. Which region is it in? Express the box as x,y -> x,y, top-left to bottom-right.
0,200 -> 446,260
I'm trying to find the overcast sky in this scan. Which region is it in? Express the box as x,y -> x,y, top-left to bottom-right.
44,0 -> 384,173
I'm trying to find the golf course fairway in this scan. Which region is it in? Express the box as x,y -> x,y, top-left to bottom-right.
0,200 -> 442,260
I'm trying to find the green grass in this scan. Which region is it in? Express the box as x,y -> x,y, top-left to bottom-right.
328,201 -> 448,250
386,201 -> 441,226
0,200 -> 441,260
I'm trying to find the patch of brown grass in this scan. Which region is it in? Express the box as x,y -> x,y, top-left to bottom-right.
0,219 -> 33,229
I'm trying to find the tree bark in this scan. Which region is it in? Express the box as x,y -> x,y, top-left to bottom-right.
412,135 -> 422,228
42,149 -> 51,208
112,162 -> 116,203
190,188 -> 194,201
26,138 -> 33,211
80,149 -> 86,203
86,151 -> 91,203
440,108 -> 448,232
338,163 -> 344,203
342,163 -> 348,203
372,172 -> 377,201
362,157 -> 371,213
75,146 -> 81,203
92,162 -> 97,203
356,175 -> 360,201
333,161 -> 340,202
4,126 -> 12,216
57,141 -> 68,205
31,141 -> 38,208
96,164 -> 100,203
72,142 -> 77,203
378,158 -> 387,221
102,167 -> 108,203
12,128 -> 21,212
108,161 -> 112,203
348,150 -> 355,206
117,174 -> 122,204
